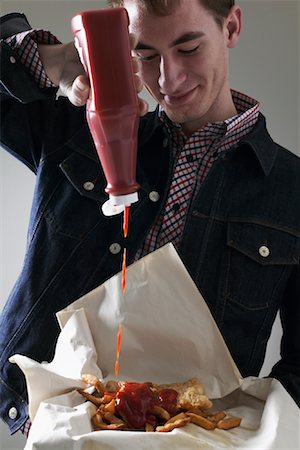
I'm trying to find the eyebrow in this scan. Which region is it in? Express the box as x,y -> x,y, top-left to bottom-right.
135,31 -> 205,51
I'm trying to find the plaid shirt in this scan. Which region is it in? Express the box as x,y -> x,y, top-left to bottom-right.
135,91 -> 260,259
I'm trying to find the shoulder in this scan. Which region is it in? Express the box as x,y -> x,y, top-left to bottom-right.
0,13 -> 32,39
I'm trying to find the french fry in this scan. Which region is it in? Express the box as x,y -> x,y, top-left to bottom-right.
165,412 -> 188,424
186,412 -> 216,430
81,374 -> 104,396
145,423 -> 155,432
92,412 -> 104,429
77,388 -> 103,407
103,398 -> 116,414
102,412 -> 125,426
103,394 -> 115,404
151,405 -> 170,421
95,422 -> 124,430
186,407 -> 208,417
156,417 -> 190,432
206,410 -> 226,423
217,416 -> 242,430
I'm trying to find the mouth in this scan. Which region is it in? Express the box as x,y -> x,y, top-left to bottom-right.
162,86 -> 198,107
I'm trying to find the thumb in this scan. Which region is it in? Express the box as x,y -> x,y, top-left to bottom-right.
66,75 -> 90,106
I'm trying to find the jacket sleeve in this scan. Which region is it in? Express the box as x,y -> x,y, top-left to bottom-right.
0,13 -> 83,173
0,13 -> 58,103
0,13 -> 60,172
269,265 -> 300,407
0,12 -> 31,38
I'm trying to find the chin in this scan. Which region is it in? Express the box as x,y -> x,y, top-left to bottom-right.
163,108 -> 199,126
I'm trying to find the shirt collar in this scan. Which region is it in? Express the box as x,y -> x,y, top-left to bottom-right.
157,91 -> 278,175
158,89 -> 259,137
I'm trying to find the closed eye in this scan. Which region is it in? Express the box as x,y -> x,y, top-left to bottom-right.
178,45 -> 200,55
137,53 -> 159,62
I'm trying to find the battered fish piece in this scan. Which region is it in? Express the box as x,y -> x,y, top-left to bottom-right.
155,378 -> 213,410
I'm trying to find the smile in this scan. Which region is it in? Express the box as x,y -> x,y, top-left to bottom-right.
162,86 -> 198,106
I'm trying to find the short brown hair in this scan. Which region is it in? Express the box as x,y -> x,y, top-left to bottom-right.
108,0 -> 235,27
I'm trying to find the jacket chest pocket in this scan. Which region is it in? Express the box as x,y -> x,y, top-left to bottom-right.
44,152 -> 108,240
225,221 -> 300,310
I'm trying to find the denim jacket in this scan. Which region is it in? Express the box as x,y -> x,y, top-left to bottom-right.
1,13 -> 300,433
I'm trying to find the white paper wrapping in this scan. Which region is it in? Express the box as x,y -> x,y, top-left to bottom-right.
10,244 -> 300,449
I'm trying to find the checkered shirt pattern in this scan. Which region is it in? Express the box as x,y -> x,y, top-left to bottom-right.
5,30 -> 60,88
135,90 -> 260,259
20,419 -> 31,437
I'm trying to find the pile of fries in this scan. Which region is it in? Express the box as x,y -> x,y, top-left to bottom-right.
78,375 -> 241,433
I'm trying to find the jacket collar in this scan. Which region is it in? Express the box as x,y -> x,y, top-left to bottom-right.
138,107 -> 165,147
66,109 -> 164,161
238,113 -> 278,176
66,110 -> 278,177
140,109 -> 279,177
65,118 -> 99,162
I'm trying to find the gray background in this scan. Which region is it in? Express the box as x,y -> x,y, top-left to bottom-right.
0,1 -> 299,448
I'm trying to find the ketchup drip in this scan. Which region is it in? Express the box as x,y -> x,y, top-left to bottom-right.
122,206 -> 129,296
123,205 -> 130,238
115,382 -> 178,429
115,205 -> 130,377
115,323 -> 123,377
121,248 -> 127,294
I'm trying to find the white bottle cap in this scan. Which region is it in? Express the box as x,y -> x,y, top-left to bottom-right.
109,192 -> 138,206
101,200 -> 124,216
101,192 -> 138,217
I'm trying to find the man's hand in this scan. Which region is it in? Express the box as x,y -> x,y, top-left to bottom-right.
38,36 -> 148,116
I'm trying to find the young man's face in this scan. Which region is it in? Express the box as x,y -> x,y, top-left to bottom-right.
124,0 -> 241,134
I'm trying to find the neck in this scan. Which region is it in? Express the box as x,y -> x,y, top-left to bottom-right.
182,89 -> 237,137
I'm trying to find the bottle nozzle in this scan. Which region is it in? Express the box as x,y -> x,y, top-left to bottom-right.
109,192 -> 138,206
101,192 -> 138,217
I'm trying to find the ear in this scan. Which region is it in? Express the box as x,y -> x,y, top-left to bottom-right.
225,5 -> 242,49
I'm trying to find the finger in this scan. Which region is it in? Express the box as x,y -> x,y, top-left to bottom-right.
138,98 -> 149,116
132,56 -> 142,74
134,73 -> 143,93
67,75 -> 90,106
129,33 -> 138,49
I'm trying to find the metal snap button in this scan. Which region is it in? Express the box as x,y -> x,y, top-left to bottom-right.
8,407 -> 18,420
109,243 -> 121,254
10,56 -> 16,64
259,245 -> 270,257
149,191 -> 160,202
83,181 -> 95,191
172,203 -> 180,212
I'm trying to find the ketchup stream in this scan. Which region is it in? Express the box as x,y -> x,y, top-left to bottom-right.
115,205 -> 130,377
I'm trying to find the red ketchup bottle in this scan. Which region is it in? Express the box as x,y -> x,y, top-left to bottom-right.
71,8 -> 140,211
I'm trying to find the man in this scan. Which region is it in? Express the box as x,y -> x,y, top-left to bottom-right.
1,0 -> 300,436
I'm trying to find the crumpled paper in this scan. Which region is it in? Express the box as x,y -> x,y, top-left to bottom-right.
10,244 -> 300,449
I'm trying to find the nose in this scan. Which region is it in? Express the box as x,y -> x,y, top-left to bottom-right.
158,56 -> 187,95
